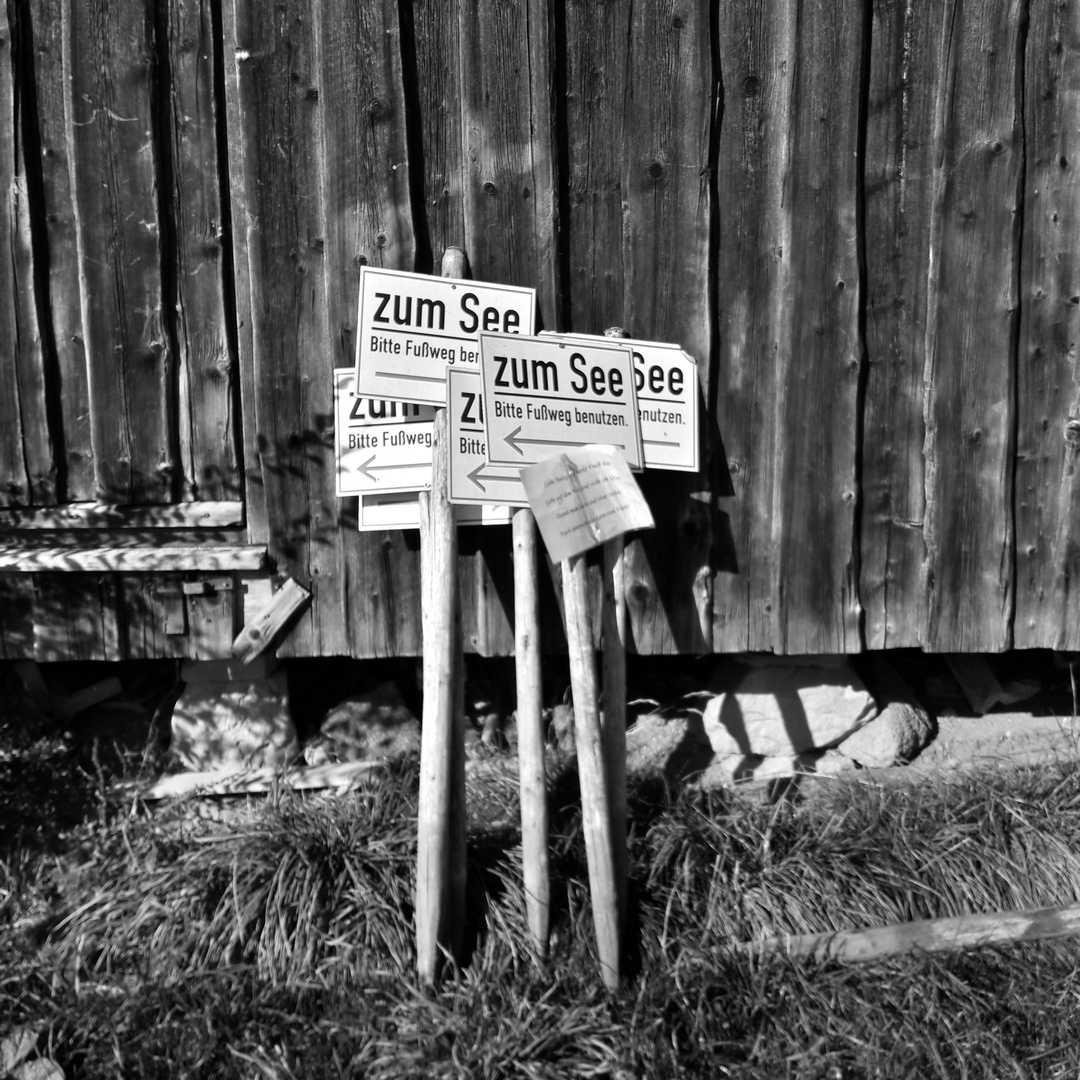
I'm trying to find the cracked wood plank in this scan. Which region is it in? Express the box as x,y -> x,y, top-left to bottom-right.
62,0 -> 173,504
922,0 -> 1024,652
1014,0 -> 1080,651
713,0 -> 864,654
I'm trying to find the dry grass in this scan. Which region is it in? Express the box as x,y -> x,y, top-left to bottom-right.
3,695 -> 1080,1079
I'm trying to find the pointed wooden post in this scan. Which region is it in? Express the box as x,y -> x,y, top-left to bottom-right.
415,247 -> 468,985
513,506 -> 551,957
563,551 -> 622,989
601,537 -> 628,931
600,327 -> 630,932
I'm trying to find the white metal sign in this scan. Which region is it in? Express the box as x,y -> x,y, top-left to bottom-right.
479,332 -> 643,469
446,369 -> 529,507
334,368 -> 436,495
543,333 -> 699,473
354,267 -> 536,405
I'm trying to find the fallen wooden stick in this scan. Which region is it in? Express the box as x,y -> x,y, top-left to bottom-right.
750,902 -> 1080,963
134,759 -> 385,800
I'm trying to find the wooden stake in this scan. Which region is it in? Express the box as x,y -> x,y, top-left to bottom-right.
415,247 -> 468,985
513,507 -> 550,957
563,551 -> 621,989
601,537 -> 628,931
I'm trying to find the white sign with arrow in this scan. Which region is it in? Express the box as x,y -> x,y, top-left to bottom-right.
543,333 -> 699,473
479,332 -> 643,470
446,368 -> 528,507
354,266 -> 536,405
334,368 -> 437,495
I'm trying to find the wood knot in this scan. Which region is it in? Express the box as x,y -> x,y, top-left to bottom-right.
1064,420 -> 1080,447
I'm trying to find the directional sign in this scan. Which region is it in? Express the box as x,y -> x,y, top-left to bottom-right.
359,492 -> 513,531
446,369 -> 529,507
543,333 -> 699,472
479,332 -> 643,469
355,267 -> 536,405
334,369 -> 436,495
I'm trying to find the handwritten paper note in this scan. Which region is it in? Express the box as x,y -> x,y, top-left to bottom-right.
520,445 -> 654,563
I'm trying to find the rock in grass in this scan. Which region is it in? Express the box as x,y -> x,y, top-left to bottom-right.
837,654 -> 935,768
625,708 -> 713,783
305,681 -> 420,765
838,700 -> 934,768
169,671 -> 298,771
701,657 -> 877,757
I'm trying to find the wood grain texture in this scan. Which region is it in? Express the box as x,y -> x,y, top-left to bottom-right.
1014,0 -> 1080,651
221,0 -> 414,652
26,0 -> 94,501
563,0 -> 715,654
619,0 -> 715,654
713,0 -> 795,652
714,0 -> 864,654
415,0 -> 558,654
563,0 -> 628,334
860,0 -> 941,649
166,0 -> 241,504
63,0 -> 173,504
312,0 -> 417,656
921,0 -> 1024,652
757,903 -> 1080,964
0,5 -> 51,508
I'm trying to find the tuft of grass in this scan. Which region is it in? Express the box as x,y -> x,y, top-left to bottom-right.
5,713 -> 1080,1079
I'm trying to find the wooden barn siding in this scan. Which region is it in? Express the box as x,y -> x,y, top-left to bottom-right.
4,0 -> 239,507
1,0 -> 1079,658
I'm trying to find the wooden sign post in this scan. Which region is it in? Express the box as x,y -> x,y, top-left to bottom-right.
415,247 -> 469,985
513,507 -> 551,957
520,448 -> 654,990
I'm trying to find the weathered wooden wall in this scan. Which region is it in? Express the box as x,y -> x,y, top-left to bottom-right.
1,0 -> 1079,659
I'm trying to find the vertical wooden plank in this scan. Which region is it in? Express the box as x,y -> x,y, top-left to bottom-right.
346,529 -> 423,658
713,0 -> 794,653
619,0 -> 714,654
564,0 -> 628,334
314,0 -> 415,656
922,0 -> 1024,652
218,0 -> 265,544
26,0 -> 94,502
63,0 -> 173,504
416,0 -> 558,654
860,0 -> 940,649
715,0 -> 864,654
166,0 -> 241,504
225,0 -> 416,656
412,0 -> 463,266
776,0 -> 864,655
221,0 -> 324,651
0,5 -> 52,506
457,0 -> 558,314
1014,0 -> 1080,651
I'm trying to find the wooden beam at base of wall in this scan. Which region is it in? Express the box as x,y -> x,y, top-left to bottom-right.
0,502 -> 244,530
